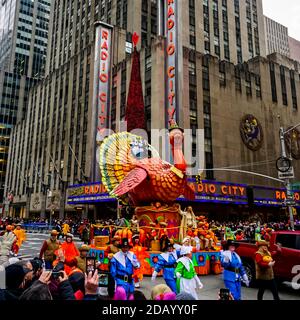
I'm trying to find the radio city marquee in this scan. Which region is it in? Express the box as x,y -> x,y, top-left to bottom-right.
67,180 -> 300,207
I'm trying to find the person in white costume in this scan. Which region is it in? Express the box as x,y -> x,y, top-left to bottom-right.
175,246 -> 203,300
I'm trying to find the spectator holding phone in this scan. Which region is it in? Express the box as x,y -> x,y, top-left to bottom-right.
220,240 -> 249,300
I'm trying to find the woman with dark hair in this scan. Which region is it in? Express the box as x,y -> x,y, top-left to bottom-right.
19,281 -> 52,300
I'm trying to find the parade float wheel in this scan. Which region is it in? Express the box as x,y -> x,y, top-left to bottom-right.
242,260 -> 256,287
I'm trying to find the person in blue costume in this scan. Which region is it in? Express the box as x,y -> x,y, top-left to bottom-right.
220,240 -> 249,300
151,240 -> 178,293
110,238 -> 140,298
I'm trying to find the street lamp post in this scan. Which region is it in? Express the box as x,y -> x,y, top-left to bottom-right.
59,180 -> 67,220
41,182 -> 49,220
278,125 -> 299,231
26,186 -> 33,218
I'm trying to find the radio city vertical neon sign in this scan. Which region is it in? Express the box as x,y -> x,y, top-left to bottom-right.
165,0 -> 178,124
92,22 -> 113,181
97,25 -> 112,132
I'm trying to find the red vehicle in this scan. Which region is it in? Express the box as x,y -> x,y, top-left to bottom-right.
235,231 -> 300,286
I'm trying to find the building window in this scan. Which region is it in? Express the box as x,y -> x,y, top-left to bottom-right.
290,71 -> 298,110
280,66 -> 288,106
270,62 -> 277,103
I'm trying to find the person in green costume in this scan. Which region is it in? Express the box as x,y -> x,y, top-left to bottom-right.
255,223 -> 262,241
175,246 -> 203,300
225,227 -> 235,240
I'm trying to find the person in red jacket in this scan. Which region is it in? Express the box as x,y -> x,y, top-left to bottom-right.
55,233 -> 80,275
255,240 -> 280,300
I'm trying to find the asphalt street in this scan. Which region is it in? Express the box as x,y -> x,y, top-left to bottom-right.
17,233 -> 300,300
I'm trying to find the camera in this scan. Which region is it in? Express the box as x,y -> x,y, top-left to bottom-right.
51,271 -> 64,280
51,261 -> 64,280
219,288 -> 230,301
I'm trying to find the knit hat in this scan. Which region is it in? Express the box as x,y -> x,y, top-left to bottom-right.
151,284 -> 173,300
154,292 -> 177,300
66,233 -> 73,238
30,258 -> 43,273
5,264 -> 26,290
50,230 -> 59,236
176,292 -> 197,300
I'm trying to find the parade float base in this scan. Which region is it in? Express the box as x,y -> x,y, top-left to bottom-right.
88,246 -> 223,276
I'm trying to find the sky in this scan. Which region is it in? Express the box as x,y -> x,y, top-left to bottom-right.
263,0 -> 300,41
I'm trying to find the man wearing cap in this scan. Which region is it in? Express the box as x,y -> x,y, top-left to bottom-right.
255,240 -> 280,300
151,240 -> 178,293
39,230 -> 61,269
75,245 -> 90,273
110,238 -> 140,297
220,240 -> 249,300
0,226 -> 17,266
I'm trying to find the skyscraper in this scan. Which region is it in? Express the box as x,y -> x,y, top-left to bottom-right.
264,16 -> 290,57
0,0 -> 51,205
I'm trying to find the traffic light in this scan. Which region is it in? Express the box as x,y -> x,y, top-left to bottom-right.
196,174 -> 202,184
292,207 -> 297,216
246,187 -> 254,207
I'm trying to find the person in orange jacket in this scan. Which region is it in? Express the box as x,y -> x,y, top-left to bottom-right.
13,224 -> 26,255
54,233 -> 79,275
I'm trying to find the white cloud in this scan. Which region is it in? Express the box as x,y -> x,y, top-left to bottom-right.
263,0 -> 300,40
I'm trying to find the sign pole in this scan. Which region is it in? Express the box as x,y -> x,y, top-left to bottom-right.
279,127 -> 295,231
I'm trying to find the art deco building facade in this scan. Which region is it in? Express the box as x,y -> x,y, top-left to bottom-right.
0,0 -> 51,205
6,0 -> 300,219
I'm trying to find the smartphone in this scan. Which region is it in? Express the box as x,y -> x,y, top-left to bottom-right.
220,288 -> 230,301
86,257 -> 96,275
51,271 -> 64,280
98,272 -> 109,288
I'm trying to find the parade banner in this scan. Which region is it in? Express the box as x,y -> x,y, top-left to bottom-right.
92,22 -> 113,181
165,0 -> 179,125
